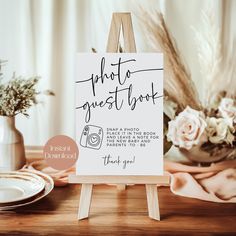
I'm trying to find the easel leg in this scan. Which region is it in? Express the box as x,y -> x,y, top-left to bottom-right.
78,184 -> 93,220
145,184 -> 160,221
117,184 -> 126,191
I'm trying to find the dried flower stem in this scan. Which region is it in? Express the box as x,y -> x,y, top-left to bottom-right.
0,61 -> 54,117
142,11 -> 202,111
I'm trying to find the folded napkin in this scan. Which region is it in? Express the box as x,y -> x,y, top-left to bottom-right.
165,159 -> 236,203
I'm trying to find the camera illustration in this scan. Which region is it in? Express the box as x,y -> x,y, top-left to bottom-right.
80,125 -> 103,150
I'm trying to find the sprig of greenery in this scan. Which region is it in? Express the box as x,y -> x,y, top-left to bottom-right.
0,60 -> 54,117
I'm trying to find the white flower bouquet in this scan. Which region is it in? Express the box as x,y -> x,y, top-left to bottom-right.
142,11 -> 236,163
166,99 -> 235,163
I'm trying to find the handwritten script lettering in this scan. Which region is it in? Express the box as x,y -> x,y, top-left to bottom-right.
76,57 -> 163,122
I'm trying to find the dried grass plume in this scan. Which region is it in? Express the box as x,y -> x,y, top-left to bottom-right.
141,11 -> 202,112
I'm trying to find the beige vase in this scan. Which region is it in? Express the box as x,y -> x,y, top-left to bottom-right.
180,143 -> 235,163
0,116 -> 26,171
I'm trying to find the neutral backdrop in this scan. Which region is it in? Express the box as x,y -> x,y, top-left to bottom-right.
0,0 -> 235,145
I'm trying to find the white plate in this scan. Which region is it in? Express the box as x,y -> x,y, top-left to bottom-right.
0,169 -> 54,211
0,171 -> 45,204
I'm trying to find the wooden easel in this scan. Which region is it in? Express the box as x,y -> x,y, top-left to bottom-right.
69,12 -> 169,221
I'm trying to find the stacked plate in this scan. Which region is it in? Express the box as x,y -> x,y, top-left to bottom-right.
0,170 -> 54,210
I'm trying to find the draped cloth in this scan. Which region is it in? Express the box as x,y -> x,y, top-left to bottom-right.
24,159 -> 236,203
165,159 -> 236,203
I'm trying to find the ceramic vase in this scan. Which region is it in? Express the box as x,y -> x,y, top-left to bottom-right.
0,116 -> 26,171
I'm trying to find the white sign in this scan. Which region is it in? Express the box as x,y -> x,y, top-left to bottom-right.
75,53 -> 163,175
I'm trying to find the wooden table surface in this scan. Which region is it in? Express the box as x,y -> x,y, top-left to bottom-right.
0,152 -> 236,235
0,183 -> 236,236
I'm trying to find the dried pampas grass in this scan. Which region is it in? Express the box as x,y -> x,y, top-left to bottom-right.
141,11 -> 202,111
192,10 -> 222,106
193,9 -> 236,104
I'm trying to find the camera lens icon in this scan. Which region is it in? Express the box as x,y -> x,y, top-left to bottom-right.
80,125 -> 103,150
87,133 -> 101,147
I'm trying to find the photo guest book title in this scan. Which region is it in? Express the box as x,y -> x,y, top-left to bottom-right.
75,53 -> 163,175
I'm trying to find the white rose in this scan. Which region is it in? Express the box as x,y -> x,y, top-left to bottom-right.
219,98 -> 236,123
167,106 -> 207,150
206,117 -> 235,145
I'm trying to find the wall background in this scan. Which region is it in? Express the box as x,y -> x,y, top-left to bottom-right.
0,0 -> 235,145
